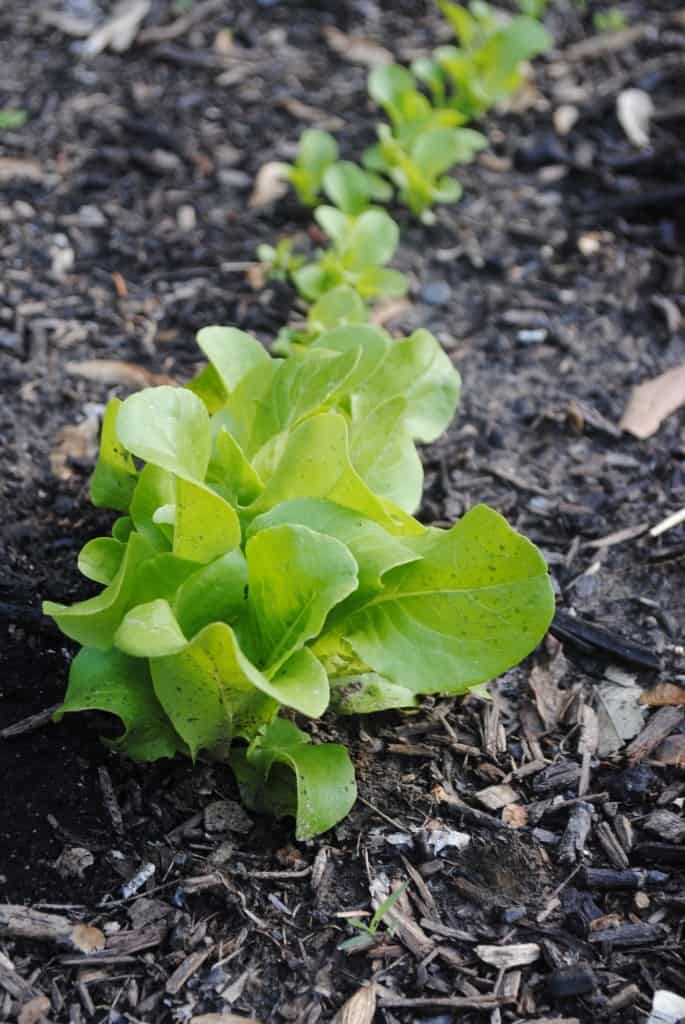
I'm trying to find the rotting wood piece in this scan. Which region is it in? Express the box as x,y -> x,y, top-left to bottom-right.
625,707 -> 685,763
582,867 -> 669,889
550,611 -> 660,671
558,802 -> 593,865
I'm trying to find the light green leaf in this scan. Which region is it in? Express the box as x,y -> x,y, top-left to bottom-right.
130,464 -> 175,551
132,552 -> 197,605
353,267 -> 408,298
196,326 -> 271,402
58,646 -> 181,761
314,205 -> 349,247
151,622 -> 329,758
411,127 -> 462,179
174,548 -> 248,639
307,286 -> 369,335
248,498 -> 420,606
310,324 -> 390,390
112,517 -> 134,543
344,209 -> 399,269
353,328 -> 461,442
117,386 -> 211,481
350,396 -> 423,513
43,532 -> 155,650
115,599 -> 188,658
268,346 -> 361,433
292,262 -> 333,302
234,717 -> 357,839
323,161 -> 373,215
329,505 -> 554,697
368,63 -> 415,113
90,398 -> 138,511
206,428 -> 263,506
78,537 -> 124,585
245,412 -> 421,535
174,477 -> 241,563
243,523 -> 358,671
330,672 -> 418,714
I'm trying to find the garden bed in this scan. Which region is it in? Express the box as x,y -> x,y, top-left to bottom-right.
1,1 -> 685,1020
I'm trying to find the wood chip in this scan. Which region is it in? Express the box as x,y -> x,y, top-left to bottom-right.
625,706 -> 685,763
65,359 -> 174,387
617,88 -> 653,148
640,683 -> 685,707
191,1016 -> 263,1024
248,161 -> 288,209
50,417 -> 99,480
83,0 -> 150,56
17,995 -> 51,1024
475,783 -> 520,811
0,157 -> 46,182
166,948 -> 213,995
654,734 -> 685,766
643,810 -> 685,844
333,983 -> 377,1024
322,25 -> 392,66
620,363 -> 685,439
476,943 -> 540,968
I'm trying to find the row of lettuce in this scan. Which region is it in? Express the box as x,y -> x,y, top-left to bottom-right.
259,0 -> 551,315
43,2 -> 554,839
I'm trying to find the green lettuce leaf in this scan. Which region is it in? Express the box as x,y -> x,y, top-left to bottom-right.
317,505 -> 554,697
117,386 -> 211,482
231,717 -> 357,840
243,523 -> 358,671
90,398 -> 138,511
43,532 -> 155,649
58,647 -> 182,760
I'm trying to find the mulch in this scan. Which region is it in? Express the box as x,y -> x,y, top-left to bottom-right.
1,1 -> 685,1021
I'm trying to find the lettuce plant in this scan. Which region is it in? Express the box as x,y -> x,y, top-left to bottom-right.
292,206 -> 408,302
433,1 -> 551,119
284,128 -> 339,207
44,325 -> 554,839
364,63 -> 486,218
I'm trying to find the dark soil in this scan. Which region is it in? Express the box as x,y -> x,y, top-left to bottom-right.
2,1 -> 685,1021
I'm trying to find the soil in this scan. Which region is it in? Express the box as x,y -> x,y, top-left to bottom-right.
1,1 -> 685,1021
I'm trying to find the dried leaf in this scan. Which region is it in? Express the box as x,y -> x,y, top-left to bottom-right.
502,803 -> 528,828
640,683 -> 685,707
620,363 -> 685,439
0,158 -> 45,183
65,360 -> 174,387
70,924 -> 106,954
50,416 -> 99,481
333,984 -> 377,1024
322,25 -> 392,66
83,0 -> 150,57
370,298 -> 411,328
249,161 -> 289,209
529,647 -> 571,730
17,996 -> 51,1024
476,783 -> 519,811
595,669 -> 646,757
617,88 -> 653,148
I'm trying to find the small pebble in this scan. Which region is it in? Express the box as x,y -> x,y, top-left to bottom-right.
420,280 -> 451,306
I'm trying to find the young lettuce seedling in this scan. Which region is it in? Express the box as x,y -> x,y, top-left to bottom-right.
364,63 -> 486,219
434,0 -> 551,119
256,238 -> 304,282
284,128 -> 339,206
292,206 -> 408,302
44,325 -> 554,840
